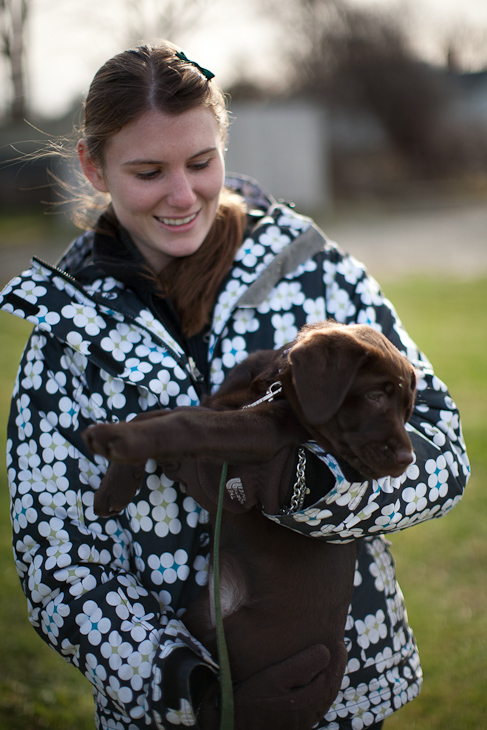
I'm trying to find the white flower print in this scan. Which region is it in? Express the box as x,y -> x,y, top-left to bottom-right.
15,393 -> 33,438
258,225 -> 291,253
235,239 -> 265,268
65,330 -> 91,356
45,540 -> 72,570
213,281 -> 246,332
77,390 -> 110,427
356,307 -> 380,328
232,309 -> 259,335
285,257 -> 319,280
105,674 -> 133,710
45,369 -> 67,395
20,279 -> 47,301
12,493 -> 37,531
135,342 -> 165,366
337,256 -> 366,285
76,600 -> 112,646
369,500 -> 403,532
276,212 -> 310,232
100,324 -> 141,362
303,296 -> 326,323
117,641 -> 155,691
58,396 -> 79,429
56,565 -> 97,599
438,409 -> 460,441
355,610 -> 388,650
221,335 -> 247,369
421,421 -> 447,448
403,482 -> 428,515
351,707 -> 376,730
148,369 -> 181,406
425,455 -> 450,498
322,258 -> 338,285
22,357 -> 44,391
355,276 -> 383,306
100,630 -> 133,671
85,652 -> 108,693
147,550 -> 190,586
326,282 -> 356,321
34,304 -> 61,329
268,281 -> 305,311
123,358 -> 153,384
165,698 -> 196,726
41,593 -> 70,642
271,312 -> 298,347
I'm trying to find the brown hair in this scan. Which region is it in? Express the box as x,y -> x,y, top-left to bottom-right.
80,40 -> 247,337
82,41 -> 229,166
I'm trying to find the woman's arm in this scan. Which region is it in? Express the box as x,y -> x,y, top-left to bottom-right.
270,249 -> 469,539
7,329 -> 216,727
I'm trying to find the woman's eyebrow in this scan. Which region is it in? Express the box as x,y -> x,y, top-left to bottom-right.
122,147 -> 218,166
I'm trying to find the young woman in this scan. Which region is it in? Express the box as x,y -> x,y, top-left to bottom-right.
0,41 -> 469,730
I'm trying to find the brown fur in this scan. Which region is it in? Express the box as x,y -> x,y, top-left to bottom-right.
84,321 -> 416,725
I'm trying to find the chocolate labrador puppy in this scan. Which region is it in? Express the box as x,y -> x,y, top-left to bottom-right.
84,321 -> 416,730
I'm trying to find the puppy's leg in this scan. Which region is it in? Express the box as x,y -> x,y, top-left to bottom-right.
94,461 -> 145,516
84,406 -> 307,465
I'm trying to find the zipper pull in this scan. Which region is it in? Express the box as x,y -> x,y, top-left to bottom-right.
188,356 -> 205,385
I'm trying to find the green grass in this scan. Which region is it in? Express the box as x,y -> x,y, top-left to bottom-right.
0,210 -> 77,248
382,277 -> 487,730
0,277 -> 486,729
0,314 -> 95,730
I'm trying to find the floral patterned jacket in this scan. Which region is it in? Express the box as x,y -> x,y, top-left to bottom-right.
1,175 -> 469,730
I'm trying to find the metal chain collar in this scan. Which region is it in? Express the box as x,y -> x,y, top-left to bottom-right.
241,381 -> 308,515
281,447 -> 308,514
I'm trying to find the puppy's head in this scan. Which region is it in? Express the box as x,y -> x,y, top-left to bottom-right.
283,322 -> 417,479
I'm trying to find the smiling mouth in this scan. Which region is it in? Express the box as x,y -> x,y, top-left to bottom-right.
156,212 -> 198,227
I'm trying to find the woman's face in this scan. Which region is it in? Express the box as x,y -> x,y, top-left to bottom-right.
79,107 -> 225,272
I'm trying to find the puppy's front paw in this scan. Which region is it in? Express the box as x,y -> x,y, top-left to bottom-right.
83,424 -> 130,461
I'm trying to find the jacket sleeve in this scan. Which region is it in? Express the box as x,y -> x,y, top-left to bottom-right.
7,328 -> 217,727
269,247 -> 470,540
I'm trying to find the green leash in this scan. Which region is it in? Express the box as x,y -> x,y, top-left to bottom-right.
213,462 -> 234,729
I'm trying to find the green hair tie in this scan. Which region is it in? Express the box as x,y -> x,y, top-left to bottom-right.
175,50 -> 215,81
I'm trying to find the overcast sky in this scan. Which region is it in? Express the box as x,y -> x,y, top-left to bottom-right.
3,0 -> 487,120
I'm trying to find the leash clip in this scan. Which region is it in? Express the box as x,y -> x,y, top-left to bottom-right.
242,381 -> 282,409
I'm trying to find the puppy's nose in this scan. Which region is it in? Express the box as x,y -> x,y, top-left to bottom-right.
395,447 -> 414,469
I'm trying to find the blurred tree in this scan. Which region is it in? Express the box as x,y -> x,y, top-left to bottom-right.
321,5 -> 456,175
257,0 -> 462,175
0,0 -> 29,121
125,0 -> 216,44
442,23 -> 487,73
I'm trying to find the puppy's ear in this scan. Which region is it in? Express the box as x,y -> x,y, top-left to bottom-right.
289,332 -> 368,425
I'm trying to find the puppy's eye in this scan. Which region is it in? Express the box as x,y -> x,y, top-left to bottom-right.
366,390 -> 384,401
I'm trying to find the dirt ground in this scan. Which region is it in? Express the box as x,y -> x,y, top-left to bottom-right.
0,198 -> 486,288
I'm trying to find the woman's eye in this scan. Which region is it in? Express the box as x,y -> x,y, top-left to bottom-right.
135,170 -> 160,180
189,159 -> 211,172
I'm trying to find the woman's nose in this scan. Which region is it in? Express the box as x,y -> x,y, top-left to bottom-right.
166,171 -> 197,208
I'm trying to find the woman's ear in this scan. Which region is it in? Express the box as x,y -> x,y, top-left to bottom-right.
77,139 -> 109,193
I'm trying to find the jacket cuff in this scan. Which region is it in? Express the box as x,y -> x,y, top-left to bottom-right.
149,642 -> 218,728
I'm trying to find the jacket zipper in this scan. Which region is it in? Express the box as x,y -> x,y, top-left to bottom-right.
31,256 -> 203,389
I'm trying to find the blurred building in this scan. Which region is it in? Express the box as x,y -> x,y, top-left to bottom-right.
226,102 -> 332,210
